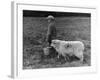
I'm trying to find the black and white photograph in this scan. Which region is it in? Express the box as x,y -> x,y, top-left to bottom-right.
11,2 -> 97,78
23,10 -> 91,69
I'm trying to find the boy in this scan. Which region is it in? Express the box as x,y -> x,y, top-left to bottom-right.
46,15 -> 57,46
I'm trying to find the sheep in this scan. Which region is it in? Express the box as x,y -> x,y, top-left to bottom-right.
51,39 -> 84,62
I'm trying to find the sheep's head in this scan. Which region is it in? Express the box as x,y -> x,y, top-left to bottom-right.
51,40 -> 60,49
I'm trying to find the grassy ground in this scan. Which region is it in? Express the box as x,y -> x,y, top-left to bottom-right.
23,17 -> 91,69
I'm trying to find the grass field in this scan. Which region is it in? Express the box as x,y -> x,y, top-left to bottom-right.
23,17 -> 91,69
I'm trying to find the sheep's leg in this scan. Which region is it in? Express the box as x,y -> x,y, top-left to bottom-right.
80,55 -> 83,62
80,52 -> 84,62
77,53 -> 83,62
64,56 -> 66,61
66,55 -> 70,61
57,52 -> 61,59
62,53 -> 67,61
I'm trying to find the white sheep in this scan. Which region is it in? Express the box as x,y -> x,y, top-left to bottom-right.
51,39 -> 84,62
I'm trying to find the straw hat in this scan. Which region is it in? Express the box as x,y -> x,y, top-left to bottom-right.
46,15 -> 54,20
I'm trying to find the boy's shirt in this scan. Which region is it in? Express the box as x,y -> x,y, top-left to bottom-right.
47,22 -> 56,37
